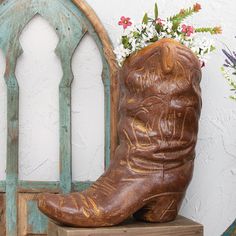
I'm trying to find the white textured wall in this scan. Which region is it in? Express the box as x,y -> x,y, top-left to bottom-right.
0,0 -> 235,235
0,16 -> 104,182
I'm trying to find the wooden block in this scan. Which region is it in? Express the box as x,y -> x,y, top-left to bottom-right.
18,193 -> 48,235
48,216 -> 203,236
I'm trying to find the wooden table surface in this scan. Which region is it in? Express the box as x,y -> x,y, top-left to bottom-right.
48,215 -> 203,236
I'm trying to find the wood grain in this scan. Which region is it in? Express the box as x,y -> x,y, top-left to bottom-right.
18,193 -> 48,235
48,216 -> 203,236
0,194 -> 6,235
48,221 -> 59,236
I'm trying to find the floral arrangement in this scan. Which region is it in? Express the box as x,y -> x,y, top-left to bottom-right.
114,2 -> 222,67
222,43 -> 236,100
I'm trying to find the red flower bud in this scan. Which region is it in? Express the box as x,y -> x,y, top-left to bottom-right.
193,3 -> 201,12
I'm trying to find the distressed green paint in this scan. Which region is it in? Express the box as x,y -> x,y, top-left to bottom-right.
18,181 -> 60,192
18,180 -> 93,192
102,65 -> 111,169
55,8 -> 86,194
222,220 -> 236,236
5,55 -> 21,236
19,180 -> 94,192
72,181 -> 93,192
27,200 -> 48,233
59,86 -> 73,193
0,0 -> 112,235
0,181 -> 6,192
58,43 -> 87,194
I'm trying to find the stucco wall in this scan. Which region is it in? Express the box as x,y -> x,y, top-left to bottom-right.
0,0 -> 236,235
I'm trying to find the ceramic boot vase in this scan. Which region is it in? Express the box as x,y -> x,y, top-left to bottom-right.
38,38 -> 202,227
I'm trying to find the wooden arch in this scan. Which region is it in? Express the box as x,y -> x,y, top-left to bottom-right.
0,0 -> 118,235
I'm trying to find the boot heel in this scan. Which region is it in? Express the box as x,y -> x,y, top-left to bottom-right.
133,192 -> 184,223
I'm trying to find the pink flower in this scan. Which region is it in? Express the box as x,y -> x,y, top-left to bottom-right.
182,24 -> 195,37
118,16 -> 132,29
156,18 -> 165,26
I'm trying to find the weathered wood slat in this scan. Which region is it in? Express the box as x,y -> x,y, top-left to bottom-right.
17,181 -> 94,193
58,45 -> 86,194
0,181 -> 6,192
5,60 -> 21,236
72,181 -> 92,192
0,194 -> 6,235
18,181 -> 60,193
103,65 -> 111,169
48,216 -> 203,236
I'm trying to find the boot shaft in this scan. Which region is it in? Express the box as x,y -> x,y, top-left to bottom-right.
117,39 -> 202,170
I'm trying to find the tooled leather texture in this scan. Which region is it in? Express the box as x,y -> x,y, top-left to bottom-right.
38,38 -> 202,227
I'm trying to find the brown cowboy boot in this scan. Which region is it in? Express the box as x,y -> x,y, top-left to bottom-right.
38,38 -> 202,227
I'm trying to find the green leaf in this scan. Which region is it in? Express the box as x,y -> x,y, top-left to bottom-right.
154,3 -> 158,19
133,32 -> 139,38
142,13 -> 148,24
121,36 -> 130,49
155,24 -> 161,33
210,45 -> 216,52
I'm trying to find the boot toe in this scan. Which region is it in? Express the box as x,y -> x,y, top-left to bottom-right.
38,193 -> 62,219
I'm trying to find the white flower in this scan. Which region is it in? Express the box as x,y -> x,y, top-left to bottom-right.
172,32 -> 183,42
146,24 -> 157,38
134,23 -> 146,32
129,38 -> 138,50
163,21 -> 173,33
114,44 -> 131,66
190,36 -> 215,54
177,25 -> 182,33
159,31 -> 167,38
114,18 -> 216,66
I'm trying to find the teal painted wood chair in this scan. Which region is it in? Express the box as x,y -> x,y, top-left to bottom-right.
0,0 -> 118,235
